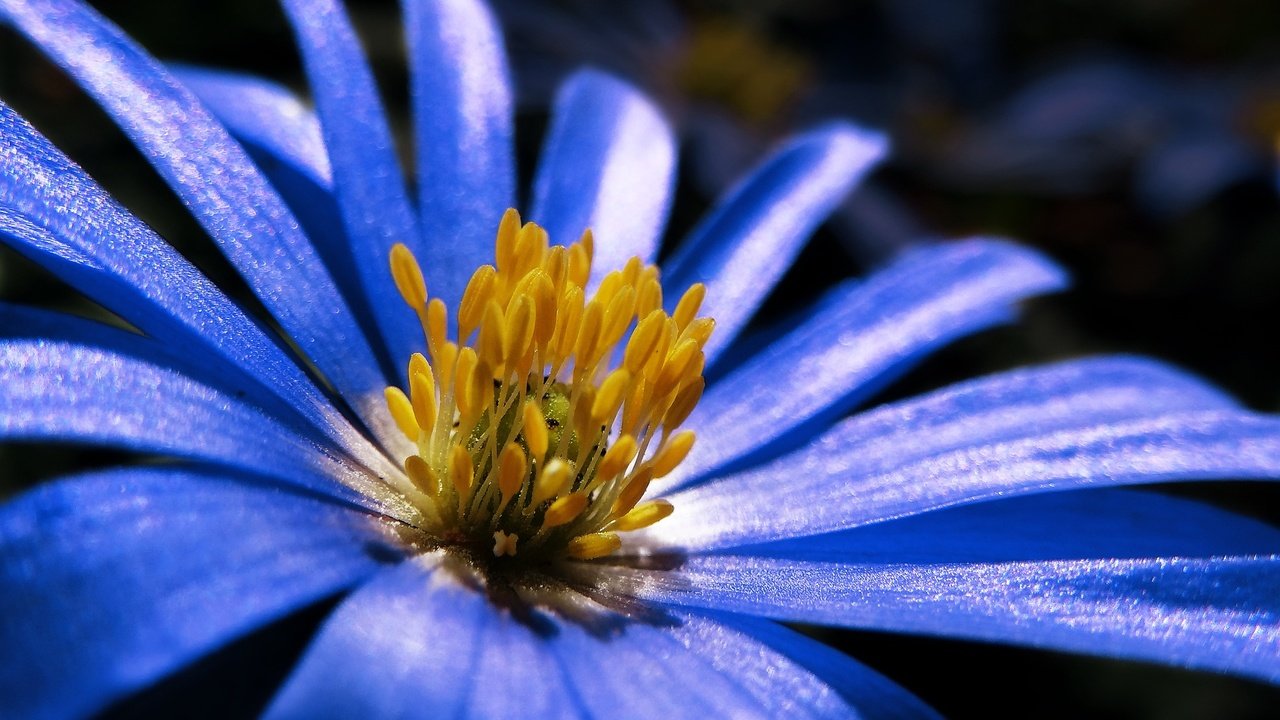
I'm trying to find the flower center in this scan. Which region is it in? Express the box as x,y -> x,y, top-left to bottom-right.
384,209 -> 712,562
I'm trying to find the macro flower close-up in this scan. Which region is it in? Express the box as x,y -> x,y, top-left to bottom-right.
2,0 -> 1280,718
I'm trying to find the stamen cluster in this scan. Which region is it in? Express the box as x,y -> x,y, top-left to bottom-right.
385,209 -> 712,561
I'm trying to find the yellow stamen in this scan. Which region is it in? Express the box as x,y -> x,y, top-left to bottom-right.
404,455 -> 438,497
611,466 -> 654,518
591,368 -> 631,426
664,378 -> 705,430
543,245 -> 568,290
458,264 -> 497,341
494,208 -> 521,274
579,228 -> 595,264
573,300 -> 604,374
552,285 -> 584,361
389,243 -> 427,309
449,444 -> 473,497
522,401 -> 549,459
477,301 -> 507,373
453,347 -> 480,422
611,500 -> 674,531
409,368 -> 437,436
506,295 -> 535,371
672,283 -> 706,331
596,434 -> 638,481
543,492 -> 588,528
434,341 -> 458,390
425,298 -> 448,359
600,288 -> 637,352
623,310 -> 666,375
621,378 -> 650,436
496,443 -> 527,513
636,270 -> 663,318
384,386 -> 420,440
567,532 -> 621,560
567,241 -> 591,289
409,351 -> 430,379
650,430 -> 696,478
530,458 -> 573,507
382,209 -> 713,560
682,317 -> 716,349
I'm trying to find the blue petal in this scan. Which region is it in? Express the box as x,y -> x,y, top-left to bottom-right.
660,123 -> 888,361
585,553 -> 1280,683
278,0 -> 424,377
530,69 -> 675,284
0,103 -> 391,466
166,64 -> 332,187
270,553 -> 857,718
0,466 -> 392,719
731,488 -> 1280,563
266,554 -> 580,719
168,65 -> 386,357
0,0 -> 395,440
711,614 -> 942,720
0,338 -> 416,518
403,0 -> 516,310
544,604 -> 802,719
654,358 -> 1265,550
0,303 -> 318,435
677,239 -> 1068,484
662,611 -> 939,719
0,100 -> 408,471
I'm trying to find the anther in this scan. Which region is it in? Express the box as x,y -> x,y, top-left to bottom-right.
650,430 -> 696,478
611,500 -> 674,531
404,455 -> 439,497
389,243 -> 427,309
384,386 -> 420,440
522,401 -> 549,459
543,492 -> 588,528
530,458 -> 573,507
567,532 -> 620,560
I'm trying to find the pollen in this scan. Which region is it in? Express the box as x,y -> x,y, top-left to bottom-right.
384,209 -> 712,561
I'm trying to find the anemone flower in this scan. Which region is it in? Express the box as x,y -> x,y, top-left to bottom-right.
2,1 -> 1279,718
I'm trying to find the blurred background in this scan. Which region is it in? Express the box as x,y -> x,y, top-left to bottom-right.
3,0 -> 1280,717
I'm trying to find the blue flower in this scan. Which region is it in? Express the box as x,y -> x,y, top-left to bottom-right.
2,0 -> 1280,718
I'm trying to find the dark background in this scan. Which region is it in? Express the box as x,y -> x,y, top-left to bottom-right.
3,0 -> 1280,717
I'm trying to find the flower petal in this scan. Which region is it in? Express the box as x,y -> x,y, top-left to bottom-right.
585,553 -> 1280,683
278,0 -> 424,376
166,64 -> 332,187
730,488 -> 1280,563
660,123 -> 888,361
0,466 -> 392,719
0,338 -> 416,518
270,553 -> 867,718
0,102 -> 391,468
0,0 -> 395,439
169,65 -> 387,353
709,613 -> 942,720
403,0 -> 516,309
677,239 -> 1068,484
656,360 -> 1269,550
530,68 -> 676,284
265,554 -> 580,719
0,303 -> 312,433
546,611 -> 772,719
